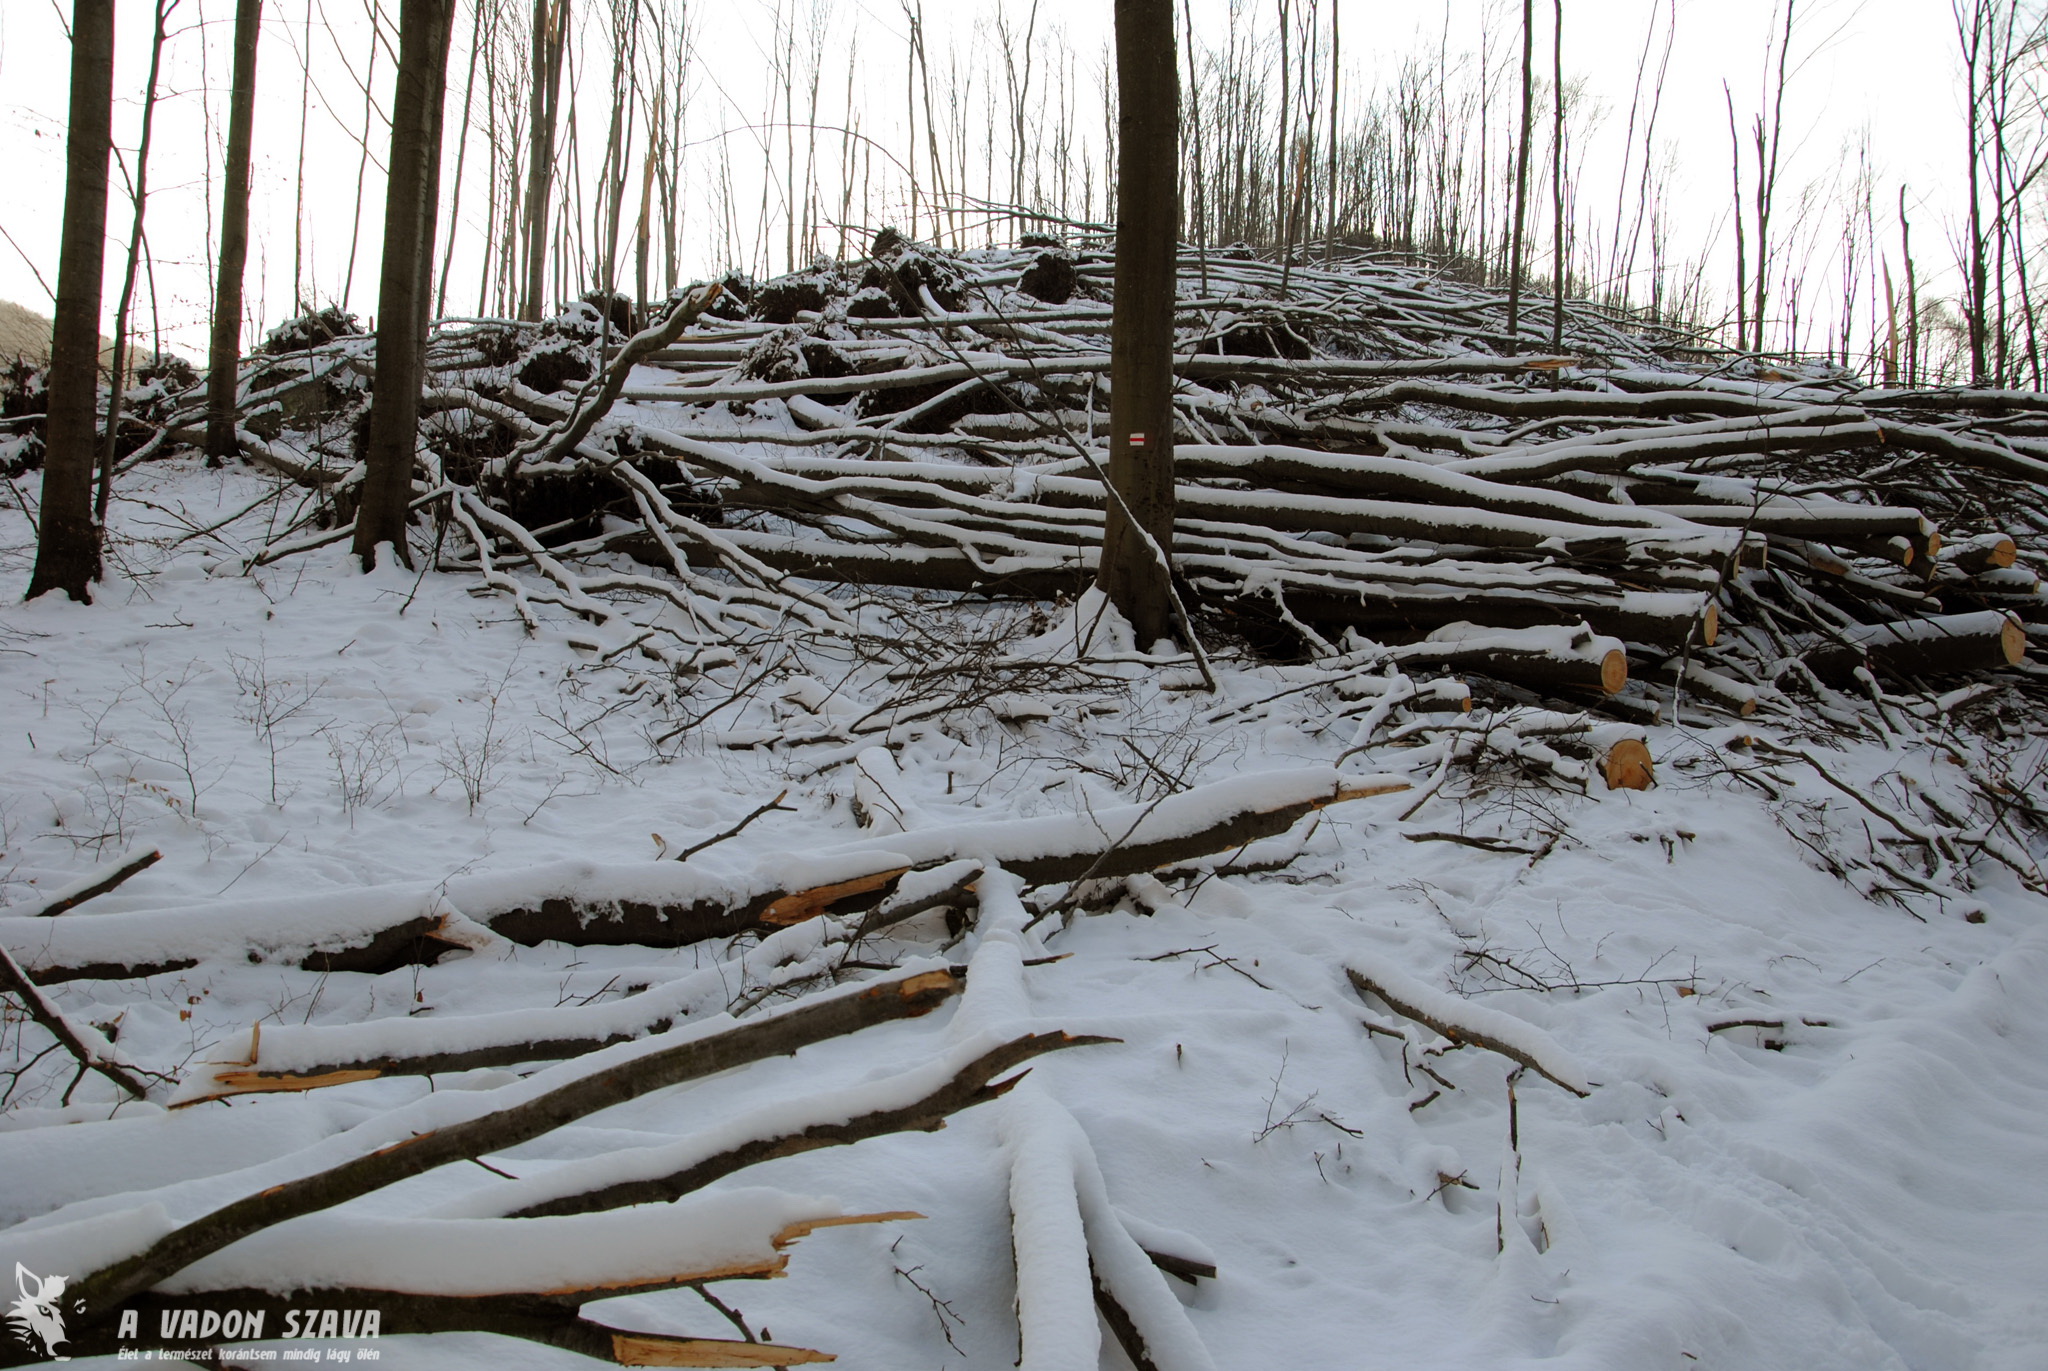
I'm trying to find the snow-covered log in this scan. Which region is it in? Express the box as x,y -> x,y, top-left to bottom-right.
1802,611 -> 2027,683
57,967 -> 965,1313
1002,1083 -> 1220,1371
1380,624 -> 1631,696
7,770 -> 1406,981
7,1192 -> 895,1367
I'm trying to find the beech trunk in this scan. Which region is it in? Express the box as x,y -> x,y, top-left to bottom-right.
25,0 -> 115,602
1098,0 -> 1179,646
353,0 -> 457,568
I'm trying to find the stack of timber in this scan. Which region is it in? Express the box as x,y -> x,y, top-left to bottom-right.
180,233 -> 2043,723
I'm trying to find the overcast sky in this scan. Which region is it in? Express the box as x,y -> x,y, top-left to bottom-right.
0,0 -> 1972,358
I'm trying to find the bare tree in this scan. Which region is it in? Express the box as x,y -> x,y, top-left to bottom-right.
205,0 -> 264,463
1505,0 -> 1534,351
98,0 -> 178,525
1098,0 -> 1178,646
27,0 -> 116,603
1551,0 -> 1565,350
520,0 -> 570,321
354,0 -> 458,568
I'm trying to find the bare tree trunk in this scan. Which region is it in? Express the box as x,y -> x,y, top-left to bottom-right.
1726,83 -> 1747,351
521,0 -> 569,322
291,0 -> 311,311
1550,0 -> 1564,350
1275,0 -> 1292,290
435,0 -> 486,320
354,0 -> 458,569
1505,0 -> 1534,352
27,0 -> 116,603
339,18 -> 381,310
1960,0 -> 1989,382
1324,0 -> 1338,264
1098,0 -> 1178,647
205,0 -> 263,463
1184,0 -> 1208,291
98,0 -> 175,526
1755,0 -> 1795,354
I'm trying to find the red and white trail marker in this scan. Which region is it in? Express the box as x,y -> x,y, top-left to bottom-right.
1128,432 -> 1147,446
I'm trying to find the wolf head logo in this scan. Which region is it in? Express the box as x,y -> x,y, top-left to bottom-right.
7,1263 -> 71,1361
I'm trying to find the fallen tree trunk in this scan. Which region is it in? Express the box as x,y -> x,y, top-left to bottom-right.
499,1031 -> 1106,1219
5,770 -> 1409,981
24,1200 -> 915,1368
1379,625 -> 1631,695
38,1290 -> 834,1368
1219,575 -> 1716,651
1801,610 -> 2027,683
1642,501 -> 1936,562
65,967 -> 966,1312
0,904 -> 471,986
1943,532 -> 2019,576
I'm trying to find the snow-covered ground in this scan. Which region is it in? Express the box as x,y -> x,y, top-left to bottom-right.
1,455 -> 2044,1369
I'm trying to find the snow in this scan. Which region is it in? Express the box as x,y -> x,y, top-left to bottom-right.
163,1188 -> 849,1297
0,455 -> 2045,1368
1344,948 -> 1594,1095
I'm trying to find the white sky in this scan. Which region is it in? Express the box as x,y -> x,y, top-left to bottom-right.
0,0 -> 1970,359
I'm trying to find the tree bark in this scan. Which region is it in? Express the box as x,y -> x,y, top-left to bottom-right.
354,0 -> 457,569
1098,0 -> 1179,647
520,0 -> 570,322
1504,0 -> 1534,352
1550,0 -> 1565,350
506,1032 -> 1101,1218
26,0 -> 115,603
97,0 -> 172,524
69,968 -> 965,1312
204,0 -> 262,463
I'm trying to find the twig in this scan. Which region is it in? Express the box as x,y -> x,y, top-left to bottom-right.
675,790 -> 796,862
9,846 -> 162,917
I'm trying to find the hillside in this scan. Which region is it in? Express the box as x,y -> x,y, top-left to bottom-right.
1,243 -> 2045,1369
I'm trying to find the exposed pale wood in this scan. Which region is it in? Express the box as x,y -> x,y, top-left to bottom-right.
200,1067 -> 383,1096
610,1334 -> 834,1367
1600,738 -> 1655,790
760,867 -> 911,926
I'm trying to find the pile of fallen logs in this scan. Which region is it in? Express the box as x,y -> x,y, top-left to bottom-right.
155,232 -> 2042,735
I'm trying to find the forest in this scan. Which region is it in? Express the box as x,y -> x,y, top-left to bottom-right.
2,1 -> 2047,1368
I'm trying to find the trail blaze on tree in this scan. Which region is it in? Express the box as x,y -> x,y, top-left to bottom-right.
1099,0 -> 1180,648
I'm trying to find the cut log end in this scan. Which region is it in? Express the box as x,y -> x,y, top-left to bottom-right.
1600,738 -> 1655,791
1699,602 -> 1720,648
2002,613 -> 2027,666
1599,648 -> 1628,696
